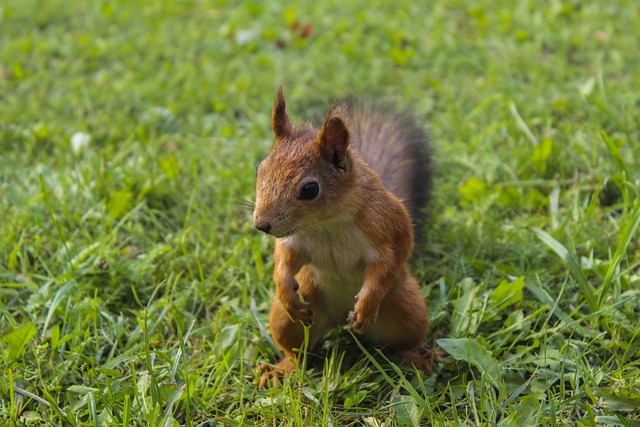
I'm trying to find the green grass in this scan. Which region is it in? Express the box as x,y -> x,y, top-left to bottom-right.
1,0 -> 639,425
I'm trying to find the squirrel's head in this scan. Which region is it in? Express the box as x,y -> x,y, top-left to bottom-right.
253,88 -> 355,237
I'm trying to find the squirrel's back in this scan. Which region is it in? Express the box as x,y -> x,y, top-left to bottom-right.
348,104 -> 432,222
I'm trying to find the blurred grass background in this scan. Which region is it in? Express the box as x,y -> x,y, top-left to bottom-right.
1,0 -> 639,425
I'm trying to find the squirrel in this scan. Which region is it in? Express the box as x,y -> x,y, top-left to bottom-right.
253,87 -> 437,387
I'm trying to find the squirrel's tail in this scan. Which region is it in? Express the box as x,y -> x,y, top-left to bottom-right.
349,104 -> 432,225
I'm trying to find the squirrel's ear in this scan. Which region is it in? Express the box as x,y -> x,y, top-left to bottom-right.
318,112 -> 350,170
272,87 -> 292,138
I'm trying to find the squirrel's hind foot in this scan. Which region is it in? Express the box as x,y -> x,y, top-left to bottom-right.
398,345 -> 446,375
257,355 -> 297,389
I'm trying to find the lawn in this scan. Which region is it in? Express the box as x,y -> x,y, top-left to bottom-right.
1,0 -> 639,425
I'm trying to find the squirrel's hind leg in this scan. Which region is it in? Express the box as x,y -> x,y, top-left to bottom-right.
364,272 -> 442,373
259,268 -> 334,388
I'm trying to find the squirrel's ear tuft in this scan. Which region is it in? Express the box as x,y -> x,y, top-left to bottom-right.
318,111 -> 350,170
272,86 -> 292,138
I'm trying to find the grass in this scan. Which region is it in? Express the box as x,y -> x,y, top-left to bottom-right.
1,0 -> 639,425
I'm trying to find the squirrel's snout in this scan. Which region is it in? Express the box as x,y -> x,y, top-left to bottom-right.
254,221 -> 272,234
253,207 -> 272,234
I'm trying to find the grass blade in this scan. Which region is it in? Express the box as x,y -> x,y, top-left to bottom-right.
122,394 -> 130,427
42,281 -> 74,338
13,386 -> 51,409
600,131 -> 630,177
599,204 -> 640,305
532,227 -> 598,312
42,388 -> 75,426
39,174 -> 74,273
350,332 -> 426,406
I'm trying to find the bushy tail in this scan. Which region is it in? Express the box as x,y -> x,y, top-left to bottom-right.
349,104 -> 432,223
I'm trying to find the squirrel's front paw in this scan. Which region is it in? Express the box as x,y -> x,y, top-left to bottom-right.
347,307 -> 377,334
284,299 -> 314,327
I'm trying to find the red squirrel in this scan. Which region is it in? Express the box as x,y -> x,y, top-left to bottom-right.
253,88 -> 435,387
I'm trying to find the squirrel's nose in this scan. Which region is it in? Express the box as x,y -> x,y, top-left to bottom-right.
255,222 -> 271,234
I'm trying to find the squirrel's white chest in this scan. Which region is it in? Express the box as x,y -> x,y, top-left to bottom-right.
283,219 -> 378,307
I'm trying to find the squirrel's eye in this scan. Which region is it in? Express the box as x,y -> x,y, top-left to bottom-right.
299,182 -> 319,200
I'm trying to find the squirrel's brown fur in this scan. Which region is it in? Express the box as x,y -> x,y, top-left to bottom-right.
253,88 -> 434,387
